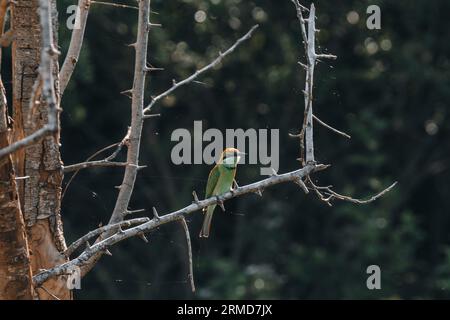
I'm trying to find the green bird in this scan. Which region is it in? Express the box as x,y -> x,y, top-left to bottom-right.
200,148 -> 245,238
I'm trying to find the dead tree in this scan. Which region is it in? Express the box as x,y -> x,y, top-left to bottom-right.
0,0 -> 395,299
0,0 -> 69,300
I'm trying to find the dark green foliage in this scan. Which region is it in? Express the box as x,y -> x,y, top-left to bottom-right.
56,0 -> 450,299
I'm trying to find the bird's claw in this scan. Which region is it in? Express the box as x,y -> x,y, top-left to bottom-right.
231,180 -> 240,193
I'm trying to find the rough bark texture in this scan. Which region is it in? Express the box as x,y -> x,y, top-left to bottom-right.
0,78 -> 34,300
11,0 -> 69,299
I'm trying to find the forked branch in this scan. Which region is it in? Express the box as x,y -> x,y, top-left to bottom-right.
36,1 -> 397,293
33,162 -> 395,286
291,1 -> 395,206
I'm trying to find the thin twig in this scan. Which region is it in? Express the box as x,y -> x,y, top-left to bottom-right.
91,1 -> 139,10
62,139 -> 127,199
143,25 -> 259,114
63,160 -> 127,173
0,126 -> 53,159
310,179 -> 398,205
179,217 -> 195,293
65,217 -> 150,257
78,14 -> 259,276
38,285 -> 61,300
33,162 -> 397,286
291,0 -> 309,55
313,115 -> 351,139
32,164 -> 314,285
291,1 -> 394,209
60,0 -> 90,96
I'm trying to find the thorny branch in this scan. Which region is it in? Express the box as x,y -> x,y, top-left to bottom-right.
307,177 -> 397,206
63,160 -> 127,173
67,24 -> 259,177
179,217 -> 195,293
77,5 -> 259,277
33,162 -> 395,286
33,164 -> 317,285
313,114 -> 351,139
75,0 -> 152,277
31,1 -> 397,291
291,0 -> 337,165
107,0 -> 150,229
143,24 -> 259,115
65,217 -> 150,257
290,1 -> 394,205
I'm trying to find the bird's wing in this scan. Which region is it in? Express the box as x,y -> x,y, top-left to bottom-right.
205,165 -> 220,199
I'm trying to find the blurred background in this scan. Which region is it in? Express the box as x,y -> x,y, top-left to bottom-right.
54,0 -> 450,299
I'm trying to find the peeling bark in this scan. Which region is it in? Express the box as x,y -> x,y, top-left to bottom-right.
0,78 -> 34,300
10,0 -> 69,299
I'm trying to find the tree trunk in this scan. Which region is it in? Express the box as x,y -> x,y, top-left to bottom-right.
9,0 -> 70,300
0,78 -> 34,300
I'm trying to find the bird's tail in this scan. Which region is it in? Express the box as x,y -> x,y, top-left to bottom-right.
199,205 -> 216,238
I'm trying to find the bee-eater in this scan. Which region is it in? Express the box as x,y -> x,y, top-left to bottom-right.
200,148 -> 245,238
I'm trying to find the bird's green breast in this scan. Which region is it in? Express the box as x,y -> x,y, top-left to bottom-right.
214,165 -> 236,195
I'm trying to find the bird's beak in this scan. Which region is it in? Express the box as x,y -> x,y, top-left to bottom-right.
237,152 -> 247,156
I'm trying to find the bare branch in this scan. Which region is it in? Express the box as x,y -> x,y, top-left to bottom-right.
313,115 -> 351,139
142,113 -> 161,119
62,134 -> 128,199
38,285 -> 61,300
309,179 -> 398,205
192,191 -> 200,203
152,207 -> 160,219
316,53 -> 337,60
291,2 -> 395,208
0,126 -> 54,159
78,0 -> 152,276
179,217 -> 195,293
108,0 -> 150,225
291,2 -> 340,165
304,3 -> 317,164
126,208 -> 146,215
64,217 -> 150,257
91,1 -> 139,10
60,0 -> 91,95
33,1 -> 396,294
63,160 -> 127,173
34,164 -> 315,285
76,12 -> 258,277
293,177 -> 309,193
33,162 -> 397,286
143,24 -> 259,114
291,0 -> 309,55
